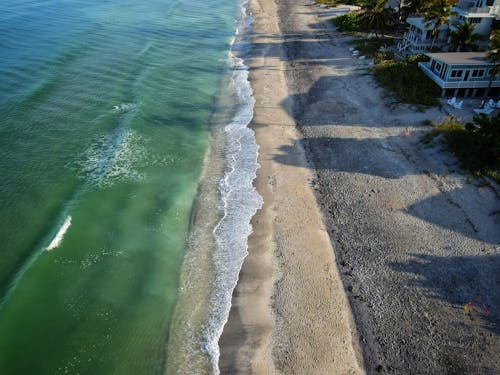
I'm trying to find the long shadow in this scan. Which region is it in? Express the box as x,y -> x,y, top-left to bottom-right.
249,1 -> 500,371
389,253 -> 500,335
281,76 -> 427,128
242,19 -> 357,68
273,137 -> 500,243
250,38 -> 349,62
407,188 -> 500,242
274,136 -> 424,179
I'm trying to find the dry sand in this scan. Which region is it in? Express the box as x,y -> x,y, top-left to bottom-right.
219,0 -> 363,373
220,0 -> 500,374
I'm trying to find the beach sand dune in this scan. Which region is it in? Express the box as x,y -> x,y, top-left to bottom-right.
220,0 -> 500,373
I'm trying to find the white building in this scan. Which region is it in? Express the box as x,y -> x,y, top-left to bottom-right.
450,0 -> 496,38
397,0 -> 499,55
419,52 -> 500,97
397,18 -> 450,53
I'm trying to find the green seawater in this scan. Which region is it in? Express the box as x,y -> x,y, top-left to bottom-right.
0,0 -> 239,373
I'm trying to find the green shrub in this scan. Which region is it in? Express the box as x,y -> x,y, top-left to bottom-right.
339,0 -> 363,4
426,115 -> 500,181
405,53 -> 429,63
350,37 -> 395,57
374,50 -> 394,63
332,12 -> 364,32
372,56 -> 440,106
316,0 -> 361,6
316,0 -> 338,7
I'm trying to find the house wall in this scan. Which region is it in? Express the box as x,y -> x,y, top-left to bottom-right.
429,58 -> 493,82
444,64 -> 490,81
467,16 -> 493,35
404,22 -> 451,52
420,58 -> 500,94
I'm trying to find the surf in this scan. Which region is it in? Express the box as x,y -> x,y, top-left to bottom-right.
165,1 -> 261,373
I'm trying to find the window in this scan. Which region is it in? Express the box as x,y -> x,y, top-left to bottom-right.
469,18 -> 481,24
434,63 -> 442,73
451,70 -> 463,78
472,69 -> 485,77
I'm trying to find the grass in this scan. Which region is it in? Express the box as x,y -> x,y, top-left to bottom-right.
424,116 -> 500,181
348,37 -> 396,58
372,54 -> 441,106
316,0 -> 338,7
316,0 -> 361,6
332,12 -> 365,32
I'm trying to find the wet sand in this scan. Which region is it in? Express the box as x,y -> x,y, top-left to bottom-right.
220,0 -> 500,373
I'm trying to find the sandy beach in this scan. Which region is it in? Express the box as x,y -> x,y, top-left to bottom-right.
220,0 -> 500,373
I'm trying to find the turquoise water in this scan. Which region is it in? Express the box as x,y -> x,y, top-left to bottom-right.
0,0 -> 241,373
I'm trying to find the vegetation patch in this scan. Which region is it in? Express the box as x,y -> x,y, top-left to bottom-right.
424,116 -> 500,181
348,37 -> 395,57
316,0 -> 361,6
332,12 -> 365,32
315,0 -> 338,7
372,54 -> 441,106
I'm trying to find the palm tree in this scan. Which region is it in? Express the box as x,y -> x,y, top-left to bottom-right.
485,30 -> 500,97
450,22 -> 483,51
403,0 -> 433,18
359,0 -> 394,37
424,0 -> 455,49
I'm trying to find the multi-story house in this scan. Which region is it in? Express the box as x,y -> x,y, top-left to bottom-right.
397,0 -> 498,55
419,52 -> 500,97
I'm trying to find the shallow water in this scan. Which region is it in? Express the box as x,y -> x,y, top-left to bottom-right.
0,0 -> 247,373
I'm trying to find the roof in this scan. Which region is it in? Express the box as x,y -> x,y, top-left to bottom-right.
407,17 -> 449,30
425,52 -> 492,65
453,6 -> 494,17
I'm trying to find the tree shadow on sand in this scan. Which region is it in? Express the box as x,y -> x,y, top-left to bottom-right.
274,136 -> 427,179
273,137 -> 500,243
389,253 -> 500,335
240,18 -> 361,70
280,75 -> 436,127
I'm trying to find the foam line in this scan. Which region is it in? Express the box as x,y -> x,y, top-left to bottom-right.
46,215 -> 72,251
200,2 -> 263,372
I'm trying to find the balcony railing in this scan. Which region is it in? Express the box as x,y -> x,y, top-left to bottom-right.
419,62 -> 445,87
404,36 -> 449,46
418,62 -> 500,89
465,6 -> 491,13
454,0 -> 491,13
456,0 -> 477,9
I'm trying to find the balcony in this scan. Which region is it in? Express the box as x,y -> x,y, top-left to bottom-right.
419,62 -> 446,88
465,6 -> 491,13
403,36 -> 449,46
455,0 -> 481,9
419,62 -> 500,89
453,1 -> 491,13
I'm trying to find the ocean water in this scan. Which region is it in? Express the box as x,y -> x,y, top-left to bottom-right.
0,0 -> 259,374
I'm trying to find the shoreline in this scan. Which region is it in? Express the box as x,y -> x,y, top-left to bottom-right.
220,0 -> 499,373
166,12 -> 260,371
219,0 -> 363,372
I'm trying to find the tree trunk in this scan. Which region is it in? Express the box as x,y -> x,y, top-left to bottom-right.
484,78 -> 493,98
484,63 -> 498,98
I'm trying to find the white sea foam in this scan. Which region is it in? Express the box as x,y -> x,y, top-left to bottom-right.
71,128 -> 146,188
111,102 -> 136,113
46,215 -> 72,251
200,2 -> 262,372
